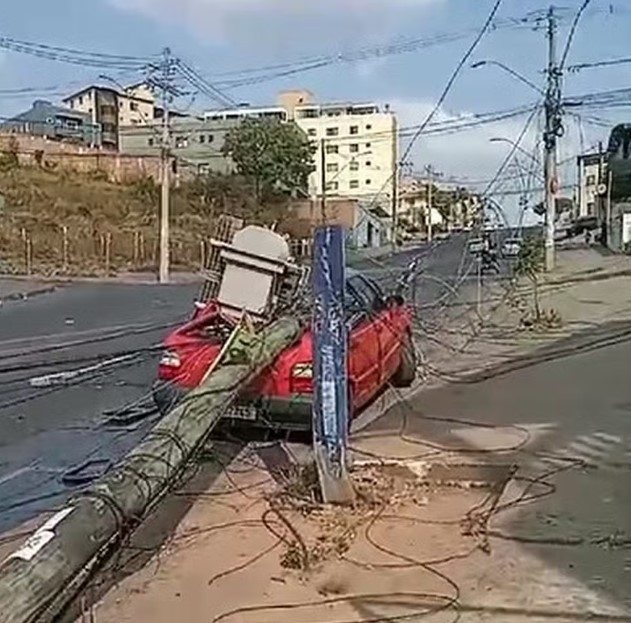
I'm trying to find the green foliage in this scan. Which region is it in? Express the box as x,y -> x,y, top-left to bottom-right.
0,137 -> 20,172
222,118 -> 316,202
515,235 -> 544,281
515,235 -> 546,323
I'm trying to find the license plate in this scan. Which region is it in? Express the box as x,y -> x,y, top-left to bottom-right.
225,404 -> 258,421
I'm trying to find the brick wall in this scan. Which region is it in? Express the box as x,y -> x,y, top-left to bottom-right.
0,134 -> 163,183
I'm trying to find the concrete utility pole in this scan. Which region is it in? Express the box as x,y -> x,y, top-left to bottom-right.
312,225 -> 354,504
0,317 -> 302,623
159,47 -> 173,284
425,164 -> 437,243
543,6 -> 562,272
320,138 -> 327,224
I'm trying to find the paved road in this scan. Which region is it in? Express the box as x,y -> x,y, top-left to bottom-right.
363,320 -> 631,613
0,235 -> 485,534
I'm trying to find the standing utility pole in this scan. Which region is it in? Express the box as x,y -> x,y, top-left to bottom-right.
425,164 -> 436,243
320,138 -> 327,224
159,47 -> 173,284
544,6 -> 562,272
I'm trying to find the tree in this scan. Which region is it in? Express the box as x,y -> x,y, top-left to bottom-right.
515,235 -> 545,322
222,118 -> 315,203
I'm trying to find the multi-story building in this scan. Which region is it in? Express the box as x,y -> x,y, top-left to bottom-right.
203,90 -> 399,213
576,151 -> 607,218
119,117 -> 239,176
63,83 -> 158,149
1,99 -> 101,146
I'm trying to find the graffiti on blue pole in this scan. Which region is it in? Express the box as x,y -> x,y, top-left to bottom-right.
311,225 -> 353,500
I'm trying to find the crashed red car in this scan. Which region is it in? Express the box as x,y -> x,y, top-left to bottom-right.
153,269 -> 416,431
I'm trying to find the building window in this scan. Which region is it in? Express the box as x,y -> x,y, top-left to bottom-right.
365,179 -> 372,185
350,180 -> 359,189
349,144 -> 359,153
326,127 -> 339,137
586,174 -> 596,186
78,96 -> 83,105
365,161 -> 372,168
587,202 -> 595,214
325,180 -> 339,191
350,125 -> 359,135
350,161 -> 359,171
207,135 -> 214,143
130,101 -> 139,112
325,144 -> 339,154
148,138 -> 154,146
326,163 -> 339,173
366,143 -> 372,149
308,128 -> 317,136
366,124 -> 372,130
199,134 -> 206,144
175,136 -> 188,148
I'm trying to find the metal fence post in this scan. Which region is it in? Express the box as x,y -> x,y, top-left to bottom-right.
311,225 -> 355,504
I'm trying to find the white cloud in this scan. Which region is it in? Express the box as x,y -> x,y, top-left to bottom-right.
390,98 -> 548,223
391,98 -> 542,182
107,0 -> 442,49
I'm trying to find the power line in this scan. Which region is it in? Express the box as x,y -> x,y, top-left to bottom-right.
559,0 -> 595,70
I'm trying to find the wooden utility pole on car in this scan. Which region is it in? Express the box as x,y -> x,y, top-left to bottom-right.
0,317 -> 302,623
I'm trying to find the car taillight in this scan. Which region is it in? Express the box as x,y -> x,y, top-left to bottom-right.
291,363 -> 312,394
159,350 -> 181,379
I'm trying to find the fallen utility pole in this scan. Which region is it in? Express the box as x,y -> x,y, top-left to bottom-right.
0,315 -> 301,623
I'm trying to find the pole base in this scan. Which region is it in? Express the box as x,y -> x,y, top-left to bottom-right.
313,443 -> 355,504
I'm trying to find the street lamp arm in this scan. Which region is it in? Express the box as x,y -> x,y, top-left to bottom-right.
471,60 -> 545,96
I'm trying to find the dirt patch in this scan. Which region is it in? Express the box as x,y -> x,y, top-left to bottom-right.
85,452 -> 510,623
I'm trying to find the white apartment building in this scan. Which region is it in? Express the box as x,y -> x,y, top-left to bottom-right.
203,91 -> 399,213
63,83 -> 157,148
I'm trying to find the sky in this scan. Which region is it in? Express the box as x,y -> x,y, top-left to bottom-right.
1,0 -> 630,222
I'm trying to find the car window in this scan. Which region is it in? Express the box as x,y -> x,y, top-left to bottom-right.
348,275 -> 384,312
344,279 -> 367,316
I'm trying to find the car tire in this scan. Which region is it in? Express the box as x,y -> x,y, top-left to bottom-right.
392,332 -> 417,388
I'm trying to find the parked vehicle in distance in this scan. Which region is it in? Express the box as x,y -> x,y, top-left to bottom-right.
567,216 -> 598,238
501,237 -> 522,257
153,269 -> 416,432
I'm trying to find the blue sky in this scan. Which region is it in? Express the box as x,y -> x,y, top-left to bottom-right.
1,0 -> 630,217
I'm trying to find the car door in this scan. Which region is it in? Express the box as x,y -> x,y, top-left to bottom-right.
345,277 -> 381,411
353,274 -> 403,383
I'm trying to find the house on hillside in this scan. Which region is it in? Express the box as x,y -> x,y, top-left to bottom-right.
0,100 -> 101,146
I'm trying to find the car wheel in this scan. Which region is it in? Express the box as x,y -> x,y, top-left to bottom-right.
391,332 -> 417,388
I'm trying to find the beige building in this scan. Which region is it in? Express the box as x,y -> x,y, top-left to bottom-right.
203,90 -> 399,214
63,82 -> 157,149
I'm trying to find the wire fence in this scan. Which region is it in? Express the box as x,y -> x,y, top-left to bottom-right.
0,221 -> 316,277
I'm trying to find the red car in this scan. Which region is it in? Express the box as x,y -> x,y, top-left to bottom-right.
153,269 -> 416,432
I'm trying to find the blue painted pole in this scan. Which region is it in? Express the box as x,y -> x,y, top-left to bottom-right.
311,225 -> 354,503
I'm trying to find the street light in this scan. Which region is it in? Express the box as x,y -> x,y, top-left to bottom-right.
489,137 -> 542,168
471,60 -> 545,96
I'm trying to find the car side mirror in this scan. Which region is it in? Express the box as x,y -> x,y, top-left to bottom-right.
385,294 -> 404,307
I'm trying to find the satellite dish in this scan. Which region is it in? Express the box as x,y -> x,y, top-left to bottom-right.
597,183 -> 607,196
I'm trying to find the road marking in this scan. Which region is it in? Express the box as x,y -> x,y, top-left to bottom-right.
29,354 -> 141,388
0,465 -> 33,487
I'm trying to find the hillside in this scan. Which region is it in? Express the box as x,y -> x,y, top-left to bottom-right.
0,166 -> 277,276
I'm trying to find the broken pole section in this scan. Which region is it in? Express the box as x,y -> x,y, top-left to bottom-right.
0,316 -> 302,623
311,225 -> 355,504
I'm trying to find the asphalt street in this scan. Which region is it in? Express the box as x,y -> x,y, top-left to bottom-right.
0,234 -> 483,534
362,319 -> 631,612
